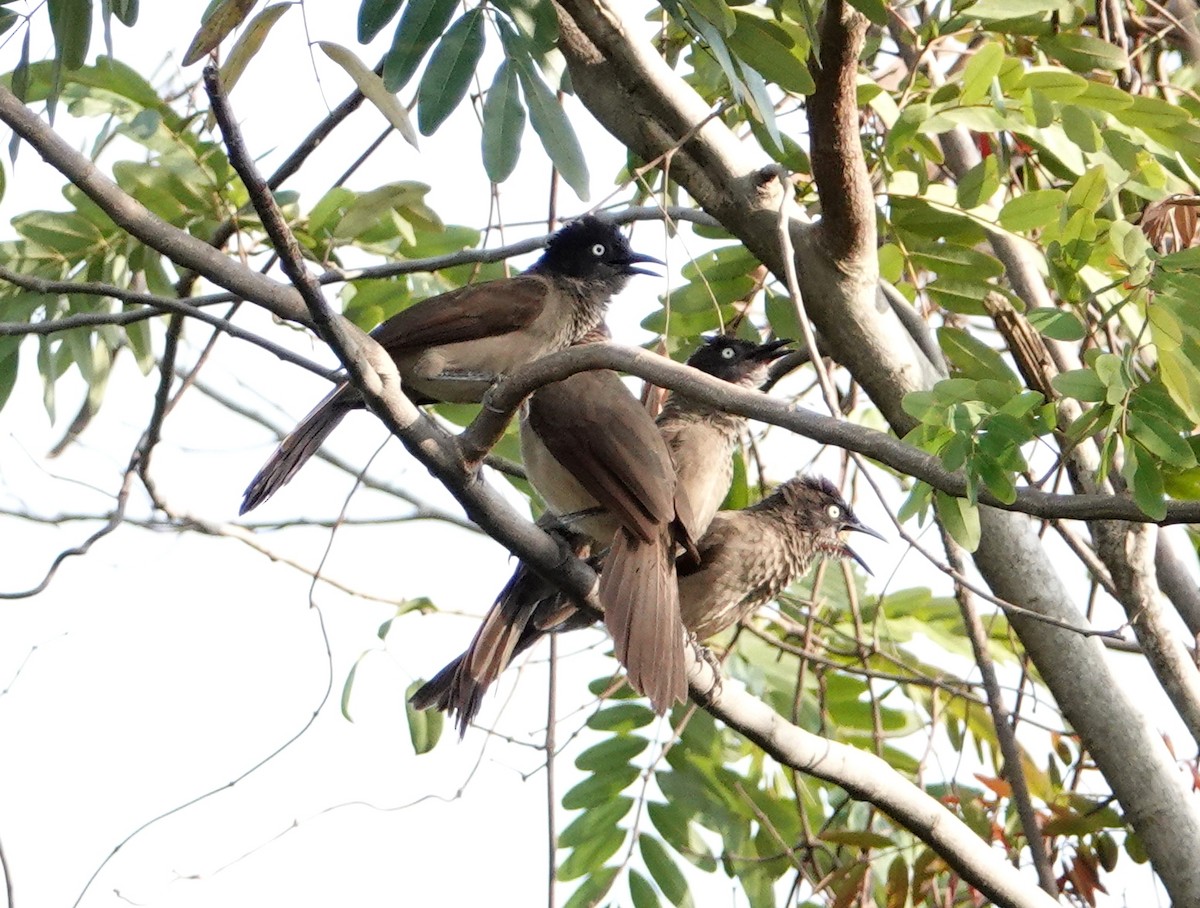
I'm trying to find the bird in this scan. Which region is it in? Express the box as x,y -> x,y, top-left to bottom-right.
239,216 -> 661,514
656,335 -> 791,535
516,324 -> 699,714
410,336 -> 804,733
675,475 -> 884,641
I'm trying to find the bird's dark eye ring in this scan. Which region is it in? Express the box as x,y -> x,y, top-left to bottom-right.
720,347 -> 736,359
826,504 -> 842,520
591,243 -> 606,256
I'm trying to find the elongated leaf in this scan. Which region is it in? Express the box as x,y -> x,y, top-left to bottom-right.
220,3 -> 290,93
938,327 -> 1019,385
1041,33 -> 1129,72
358,0 -> 404,43
0,337 -> 19,413
1122,442 -> 1167,520
575,735 -> 649,772
320,42 -> 419,149
416,9 -> 485,136
562,866 -> 618,908
936,491 -> 981,551
111,0 -> 138,26
382,0 -> 457,91
562,766 -> 640,809
558,826 -> 626,881
629,869 -> 661,908
559,797 -> 634,848
960,42 -> 1004,106
514,56 -> 590,200
481,61 -> 525,182
727,12 -> 813,95
183,0 -> 259,66
998,189 -> 1066,231
1027,307 -> 1085,341
404,679 -> 443,753
49,0 -> 92,71
639,834 -> 691,907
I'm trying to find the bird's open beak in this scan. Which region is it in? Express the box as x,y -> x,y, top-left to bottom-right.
619,251 -> 665,276
840,519 -> 885,575
749,338 -> 793,361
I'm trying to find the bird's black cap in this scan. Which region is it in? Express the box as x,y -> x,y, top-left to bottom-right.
686,335 -> 792,384
537,216 -> 663,279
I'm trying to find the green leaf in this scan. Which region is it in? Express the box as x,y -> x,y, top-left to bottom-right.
639,834 -> 692,907
936,491 -> 981,551
845,0 -> 888,24
404,679 -> 444,753
998,189 -> 1066,231
562,765 -> 640,810
587,702 -> 656,732
727,12 -> 814,94
819,829 -> 896,849
1128,413 -> 1197,469
0,337 -> 19,413
937,327 -> 1019,385
1051,368 -> 1106,402
960,43 -> 1004,106
1061,104 -> 1101,152
1040,33 -> 1129,72
1017,69 -> 1087,100
513,54 -> 590,200
417,9 -> 485,136
183,0 -> 259,66
1026,307 -> 1085,341
1122,442 -> 1167,520
966,0 -> 1066,20
575,735 -> 649,772
629,869 -> 661,908
382,0 -> 457,90
111,0 -> 138,26
12,210 -> 105,254
558,825 -> 626,881
683,0 -> 735,35
956,155 -> 1000,209
320,41 -> 419,148
49,0 -> 93,71
481,61 -> 525,183
220,3 -> 291,94
358,0 -> 404,43
562,866 -> 618,908
559,797 -> 634,848
910,244 -> 1004,280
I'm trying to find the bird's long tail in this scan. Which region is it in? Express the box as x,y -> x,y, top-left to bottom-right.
410,562 -> 559,736
240,383 -> 357,514
600,527 -> 687,714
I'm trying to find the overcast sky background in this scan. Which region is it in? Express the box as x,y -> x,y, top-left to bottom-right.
0,2 -> 1184,906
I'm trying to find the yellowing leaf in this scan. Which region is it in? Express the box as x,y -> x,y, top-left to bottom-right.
319,41 -> 419,149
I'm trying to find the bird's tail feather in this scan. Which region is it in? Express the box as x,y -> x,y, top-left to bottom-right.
600,528 -> 686,714
410,562 -> 554,736
240,383 -> 355,514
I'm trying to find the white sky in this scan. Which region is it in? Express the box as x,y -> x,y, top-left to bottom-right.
0,2 -> 1184,906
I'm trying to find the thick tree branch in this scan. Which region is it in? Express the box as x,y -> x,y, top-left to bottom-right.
464,343 -> 1200,525
687,655 -> 1060,908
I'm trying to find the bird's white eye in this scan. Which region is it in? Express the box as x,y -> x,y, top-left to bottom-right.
720,346 -> 736,359
826,504 -> 842,520
591,243 -> 607,257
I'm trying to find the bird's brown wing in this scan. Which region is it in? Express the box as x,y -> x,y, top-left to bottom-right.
526,370 -> 677,544
369,275 -> 551,351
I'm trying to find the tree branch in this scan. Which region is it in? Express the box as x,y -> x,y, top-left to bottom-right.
687,655 -> 1060,908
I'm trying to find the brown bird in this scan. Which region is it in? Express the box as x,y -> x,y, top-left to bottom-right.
676,475 -> 884,641
239,216 -> 660,514
517,326 -> 699,714
411,337 -> 800,732
414,474 -> 881,733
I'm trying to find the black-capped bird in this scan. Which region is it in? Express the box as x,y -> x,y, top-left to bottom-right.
240,216 -> 660,514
